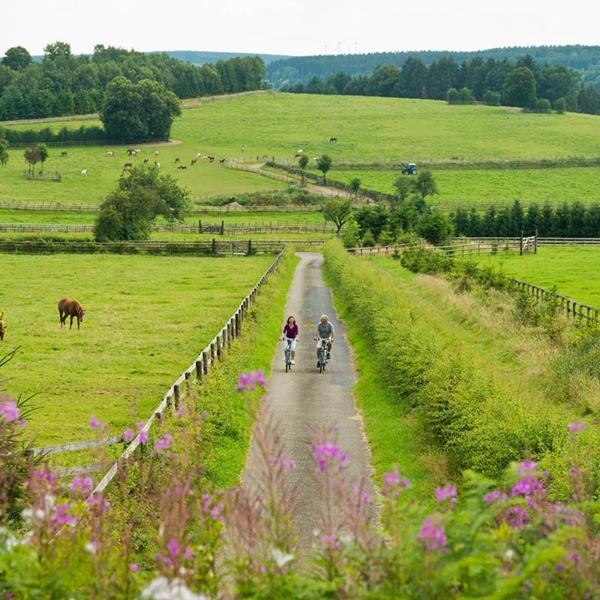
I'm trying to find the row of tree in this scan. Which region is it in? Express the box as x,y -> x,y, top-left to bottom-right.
0,43 -> 266,121
267,45 -> 600,89
283,55 -> 600,115
452,200 -> 600,239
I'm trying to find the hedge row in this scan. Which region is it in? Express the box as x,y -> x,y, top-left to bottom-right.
0,125 -> 107,146
323,240 -> 599,493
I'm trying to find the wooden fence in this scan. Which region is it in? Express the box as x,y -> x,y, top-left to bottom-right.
0,238 -> 325,255
0,221 -> 335,235
36,250 -> 286,486
511,279 -> 599,322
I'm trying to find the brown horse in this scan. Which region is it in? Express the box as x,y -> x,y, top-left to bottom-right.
0,312 -> 6,341
58,298 -> 85,330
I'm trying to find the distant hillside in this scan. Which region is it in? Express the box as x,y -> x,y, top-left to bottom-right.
31,50 -> 290,65
266,45 -> 600,89
163,51 -> 289,66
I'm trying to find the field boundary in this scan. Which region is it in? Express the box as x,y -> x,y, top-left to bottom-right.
0,238 -> 324,255
80,249 -> 287,495
0,221 -> 335,235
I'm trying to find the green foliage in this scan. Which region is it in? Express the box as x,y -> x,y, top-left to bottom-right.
316,154 -> 333,183
447,87 -> 475,105
100,77 -> 181,143
0,136 -> 8,166
94,165 -> 188,241
415,211 -> 453,244
503,67 -> 537,108
323,240 -> 583,482
349,177 -> 361,194
322,197 -> 352,234
360,228 -> 376,247
341,218 -> 360,248
554,97 -> 567,113
483,89 -> 501,105
0,43 -> 266,121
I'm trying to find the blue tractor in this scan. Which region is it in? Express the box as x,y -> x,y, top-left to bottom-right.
402,162 -> 417,175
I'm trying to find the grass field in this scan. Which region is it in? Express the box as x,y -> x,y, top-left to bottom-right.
329,167 -> 600,208
0,254 -> 274,447
0,209 -> 328,226
470,247 -> 600,306
4,93 -> 600,206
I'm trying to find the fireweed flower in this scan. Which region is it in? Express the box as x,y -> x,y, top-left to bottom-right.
417,516 -> 447,551
52,503 -> 76,527
129,563 -> 139,573
321,534 -> 341,550
166,539 -> 180,558
483,490 -> 508,504
312,442 -> 349,471
153,433 -> 172,453
382,469 -> 410,496
503,506 -> 530,530
568,422 -> 586,433
87,493 -> 110,512
511,477 -> 544,497
71,476 -> 93,495
517,460 -> 538,477
89,415 -> 101,429
236,370 -> 268,392
123,427 -> 135,442
0,399 -> 19,423
435,485 -> 457,504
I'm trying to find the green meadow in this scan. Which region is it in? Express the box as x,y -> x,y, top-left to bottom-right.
0,253 -> 273,446
4,92 -> 600,208
469,246 -> 600,306
329,166 -> 600,208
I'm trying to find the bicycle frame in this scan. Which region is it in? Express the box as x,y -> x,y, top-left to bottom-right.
284,338 -> 293,372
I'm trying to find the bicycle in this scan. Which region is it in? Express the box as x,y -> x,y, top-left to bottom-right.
316,337 -> 330,373
283,337 -> 294,373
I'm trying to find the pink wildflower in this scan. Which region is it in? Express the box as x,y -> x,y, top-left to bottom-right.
52,503 -> 76,526
502,506 -> 530,530
139,430 -> 148,444
416,516 -> 447,551
321,534 -> 341,550
71,476 -> 93,495
236,370 -> 268,392
0,399 -> 19,423
483,490 -> 507,504
153,433 -> 173,453
129,563 -> 139,573
87,493 -> 110,512
123,427 -> 134,442
89,415 -> 101,430
568,422 -> 586,433
312,442 -> 349,471
33,469 -> 57,488
435,485 -> 457,503
517,460 -> 538,477
166,539 -> 180,558
283,458 -> 296,471
210,503 -> 224,522
511,476 -> 544,497
382,469 -> 410,496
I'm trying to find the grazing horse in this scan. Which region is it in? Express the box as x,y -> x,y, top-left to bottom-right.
61,151 -> 68,157
191,158 -> 197,165
0,312 -> 6,341
329,137 -> 337,144
58,298 -> 85,330
207,155 -> 215,163
174,157 -> 181,164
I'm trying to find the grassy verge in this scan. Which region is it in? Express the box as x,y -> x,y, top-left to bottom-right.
324,240 -> 600,498
192,248 -> 299,488
323,266 -> 437,500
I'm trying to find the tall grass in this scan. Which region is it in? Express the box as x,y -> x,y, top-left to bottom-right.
323,240 -> 600,495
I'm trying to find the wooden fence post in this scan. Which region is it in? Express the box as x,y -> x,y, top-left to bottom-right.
221,220 -> 225,236
210,341 -> 216,362
173,384 -> 181,410
198,219 -> 202,234
212,238 -> 217,255
519,231 -> 524,256
534,230 -> 538,254
202,350 -> 209,375
195,359 -> 203,379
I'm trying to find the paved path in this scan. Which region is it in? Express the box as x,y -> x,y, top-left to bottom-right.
242,252 -> 374,551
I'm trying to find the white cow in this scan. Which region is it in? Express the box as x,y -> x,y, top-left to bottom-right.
81,169 -> 88,176
106,151 -> 114,157
154,150 -> 160,156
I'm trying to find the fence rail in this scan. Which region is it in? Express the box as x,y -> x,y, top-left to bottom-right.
0,238 -> 325,255
90,249 -> 286,496
0,221 -> 335,235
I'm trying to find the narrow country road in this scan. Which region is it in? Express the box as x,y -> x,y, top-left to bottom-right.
241,252 -> 374,552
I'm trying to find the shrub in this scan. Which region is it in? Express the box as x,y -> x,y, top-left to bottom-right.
483,90 -> 501,106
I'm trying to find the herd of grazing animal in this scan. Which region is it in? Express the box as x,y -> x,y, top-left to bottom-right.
0,299 -> 86,343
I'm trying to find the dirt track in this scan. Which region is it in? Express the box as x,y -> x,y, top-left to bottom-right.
241,252 -> 374,551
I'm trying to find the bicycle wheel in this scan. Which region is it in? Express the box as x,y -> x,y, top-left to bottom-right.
285,361 -> 289,373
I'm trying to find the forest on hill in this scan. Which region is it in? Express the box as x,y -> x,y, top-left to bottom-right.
0,44 -> 266,121
267,45 -> 600,90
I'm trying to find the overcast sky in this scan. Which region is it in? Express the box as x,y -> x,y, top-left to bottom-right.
2,0 -> 599,57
